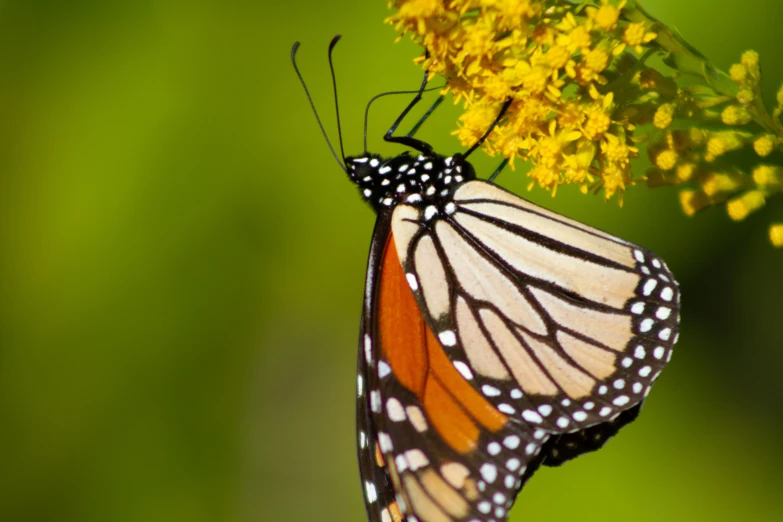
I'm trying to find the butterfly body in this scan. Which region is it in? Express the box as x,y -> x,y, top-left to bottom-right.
347,152 -> 475,214
349,150 -> 680,522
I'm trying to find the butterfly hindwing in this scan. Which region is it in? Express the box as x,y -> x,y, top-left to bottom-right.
360,217 -> 554,522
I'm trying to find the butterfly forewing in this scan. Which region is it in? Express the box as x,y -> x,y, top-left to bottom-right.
391,180 -> 680,437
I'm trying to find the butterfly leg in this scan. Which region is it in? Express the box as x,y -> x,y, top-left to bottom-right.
383,70 -> 436,155
462,98 -> 512,159
404,94 -> 444,139
488,158 -> 510,183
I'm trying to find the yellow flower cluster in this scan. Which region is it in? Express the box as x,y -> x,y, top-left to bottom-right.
646,49 -> 783,247
386,0 -> 783,245
386,0 -> 658,201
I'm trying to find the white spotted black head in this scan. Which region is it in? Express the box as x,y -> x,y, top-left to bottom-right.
346,152 -> 476,213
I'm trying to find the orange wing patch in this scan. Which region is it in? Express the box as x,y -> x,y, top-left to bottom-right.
378,234 -> 508,454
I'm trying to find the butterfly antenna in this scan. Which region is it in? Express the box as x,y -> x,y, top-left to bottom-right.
363,85 -> 444,153
488,158 -> 509,182
463,98 -> 513,159
291,41 -> 348,173
327,35 -> 347,165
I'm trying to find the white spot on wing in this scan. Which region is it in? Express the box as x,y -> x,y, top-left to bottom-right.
503,435 -> 520,449
405,449 -> 429,470
386,398 -> 406,422
453,361 -> 474,380
438,330 -> 457,346
378,432 -> 393,452
370,390 -> 381,413
522,410 -> 543,423
480,463 -> 497,483
613,395 -> 630,406
482,385 -> 501,397
365,481 -> 377,503
364,335 -> 372,364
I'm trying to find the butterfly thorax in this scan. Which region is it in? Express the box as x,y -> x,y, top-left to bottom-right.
346,152 -> 476,214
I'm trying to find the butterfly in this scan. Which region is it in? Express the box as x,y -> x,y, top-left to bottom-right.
293,38 -> 680,522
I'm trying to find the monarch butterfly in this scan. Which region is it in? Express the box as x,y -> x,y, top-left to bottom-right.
293,38 -> 680,522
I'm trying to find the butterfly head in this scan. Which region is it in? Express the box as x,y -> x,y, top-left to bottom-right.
346,152 -> 476,213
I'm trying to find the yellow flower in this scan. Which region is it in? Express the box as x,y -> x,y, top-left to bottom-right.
701,172 -> 742,196
622,22 -> 656,54
676,163 -> 697,182
706,138 -> 728,161
602,162 -> 630,201
387,0 -> 783,231
559,24 -> 592,53
583,111 -> 611,140
770,224 -> 783,247
729,63 -> 748,83
721,105 -> 752,126
496,0 -> 538,29
545,45 -> 571,70
656,150 -> 678,171
532,120 -> 581,168
592,0 -> 625,31
583,48 -> 610,73
753,135 -> 775,157
727,191 -> 765,221
753,165 -> 781,186
653,103 -> 675,129
523,64 -> 552,95
602,134 -> 632,165
741,50 -> 760,69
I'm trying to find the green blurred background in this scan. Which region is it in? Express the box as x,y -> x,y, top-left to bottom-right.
1,1 -> 781,521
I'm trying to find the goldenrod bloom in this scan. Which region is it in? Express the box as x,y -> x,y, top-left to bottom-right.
387,0 -> 783,245
770,224 -> 783,247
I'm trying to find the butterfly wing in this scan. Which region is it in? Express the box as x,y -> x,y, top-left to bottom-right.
358,215 -> 554,522
359,179 -> 680,521
390,180 -> 680,444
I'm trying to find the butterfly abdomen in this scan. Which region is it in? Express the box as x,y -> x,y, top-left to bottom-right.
347,153 -> 476,213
